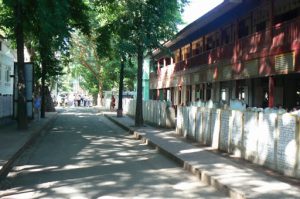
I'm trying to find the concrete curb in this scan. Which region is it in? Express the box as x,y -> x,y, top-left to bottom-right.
0,113 -> 58,181
105,114 -> 246,199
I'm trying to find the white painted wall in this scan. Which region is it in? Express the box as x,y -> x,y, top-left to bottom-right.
0,38 -> 15,95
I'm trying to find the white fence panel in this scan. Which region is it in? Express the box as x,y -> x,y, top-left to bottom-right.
176,106 -> 183,135
203,109 -> 212,145
244,111 -> 259,162
230,110 -> 244,157
257,112 -> 277,169
219,110 -> 231,152
187,106 -> 197,139
182,107 -> 189,137
211,109 -> 221,149
277,114 -> 297,176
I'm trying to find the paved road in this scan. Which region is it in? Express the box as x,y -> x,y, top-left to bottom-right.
0,108 -> 228,199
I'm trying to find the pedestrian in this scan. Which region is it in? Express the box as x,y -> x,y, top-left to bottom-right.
83,95 -> 87,107
110,95 -> 116,110
77,95 -> 81,107
34,94 -> 41,121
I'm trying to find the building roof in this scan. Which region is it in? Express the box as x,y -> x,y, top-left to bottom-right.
153,0 -> 260,58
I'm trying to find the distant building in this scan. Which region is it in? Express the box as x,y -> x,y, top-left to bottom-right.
0,35 -> 15,95
150,0 -> 300,110
143,57 -> 150,100
0,35 -> 15,123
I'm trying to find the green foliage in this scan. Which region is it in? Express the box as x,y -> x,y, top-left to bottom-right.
95,0 -> 186,56
68,31 -> 120,96
0,0 -> 90,85
94,0 -> 186,125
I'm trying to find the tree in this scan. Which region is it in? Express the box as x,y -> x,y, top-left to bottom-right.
0,0 -> 31,129
0,0 -> 90,128
95,0 -> 186,126
30,0 -> 90,118
69,31 -> 120,106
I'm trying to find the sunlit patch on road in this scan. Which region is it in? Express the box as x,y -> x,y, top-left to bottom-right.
0,108 -> 228,199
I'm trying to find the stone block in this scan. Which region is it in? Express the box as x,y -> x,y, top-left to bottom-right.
257,112 -> 277,169
219,110 -> 231,152
211,109 -> 221,149
195,107 -> 203,143
244,111 -> 259,162
230,110 -> 244,157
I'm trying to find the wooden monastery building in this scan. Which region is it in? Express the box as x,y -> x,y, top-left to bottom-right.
150,0 -> 300,111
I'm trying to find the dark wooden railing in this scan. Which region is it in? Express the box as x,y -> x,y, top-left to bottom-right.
154,17 -> 300,76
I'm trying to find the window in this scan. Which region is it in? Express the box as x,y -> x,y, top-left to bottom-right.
222,26 -> 232,45
150,60 -> 156,72
182,45 -> 190,60
159,59 -> 164,68
237,87 -> 245,100
165,57 -> 171,66
238,17 -> 251,38
178,87 -> 182,105
253,4 -> 269,32
174,50 -> 180,63
274,0 -> 300,24
221,89 -> 227,101
206,83 -> 212,101
195,85 -> 200,100
192,38 -> 203,56
206,32 -> 220,50
206,35 -> 214,50
255,21 -> 266,32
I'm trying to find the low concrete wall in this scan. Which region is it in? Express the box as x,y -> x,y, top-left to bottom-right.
0,95 -> 13,125
114,98 -> 300,178
176,106 -> 300,179
122,99 -> 176,128
0,95 -> 13,118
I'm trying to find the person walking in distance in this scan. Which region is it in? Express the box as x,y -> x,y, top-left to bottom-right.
110,95 -> 116,111
34,94 -> 41,120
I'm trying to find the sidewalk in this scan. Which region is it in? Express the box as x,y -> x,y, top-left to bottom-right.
0,112 -> 58,181
104,111 -> 300,199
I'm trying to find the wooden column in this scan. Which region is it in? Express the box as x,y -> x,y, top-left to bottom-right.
179,48 -> 183,70
235,80 -> 239,99
269,76 -> 275,108
164,88 -> 167,101
202,36 -> 206,51
179,48 -> 182,61
157,60 -> 160,74
157,89 -> 160,101
204,84 -> 207,101
268,1 -> 274,108
188,43 -> 192,69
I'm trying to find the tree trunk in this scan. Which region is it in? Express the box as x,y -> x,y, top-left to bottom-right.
97,83 -> 103,106
117,57 -> 125,117
135,47 -> 144,126
40,64 -> 46,118
15,1 -> 28,130
40,48 -> 47,118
